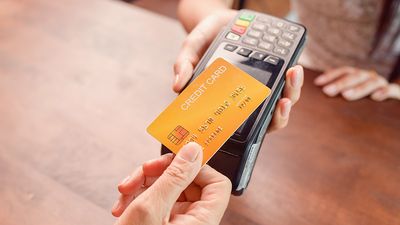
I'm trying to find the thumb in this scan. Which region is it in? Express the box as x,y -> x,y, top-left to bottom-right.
148,142 -> 203,208
173,10 -> 236,93
173,26 -> 209,93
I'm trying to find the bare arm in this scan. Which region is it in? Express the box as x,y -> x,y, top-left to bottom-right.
178,0 -> 230,32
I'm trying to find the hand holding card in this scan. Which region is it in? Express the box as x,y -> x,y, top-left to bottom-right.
147,58 -> 271,165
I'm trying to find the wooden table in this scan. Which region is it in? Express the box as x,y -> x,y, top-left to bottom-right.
0,0 -> 399,224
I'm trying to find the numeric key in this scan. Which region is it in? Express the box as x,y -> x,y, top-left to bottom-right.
237,48 -> 252,57
242,37 -> 258,46
282,31 -> 296,41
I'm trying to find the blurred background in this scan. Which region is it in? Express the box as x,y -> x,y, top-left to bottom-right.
0,0 -> 399,225
127,0 -> 291,19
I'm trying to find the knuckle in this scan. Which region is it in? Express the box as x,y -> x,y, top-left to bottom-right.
221,176 -> 232,192
369,75 -> 385,85
209,166 -> 232,189
291,93 -> 301,104
164,163 -> 188,186
377,77 -> 388,86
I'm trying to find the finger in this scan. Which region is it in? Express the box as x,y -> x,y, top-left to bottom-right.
112,153 -> 186,218
171,202 -> 192,216
322,70 -> 371,97
173,57 -> 195,93
182,182 -> 202,202
143,153 -> 174,177
193,165 -> 231,196
141,142 -> 203,213
283,65 -> 304,105
386,83 -> 400,100
170,214 -> 204,225
111,193 -> 135,217
342,76 -> 387,101
117,167 -> 144,196
142,154 -> 175,187
118,154 -> 173,195
113,154 -> 173,217
189,165 -> 231,222
173,12 -> 234,92
112,185 -> 150,218
173,20 -> 216,92
371,83 -> 400,101
314,66 -> 355,86
268,98 -> 292,132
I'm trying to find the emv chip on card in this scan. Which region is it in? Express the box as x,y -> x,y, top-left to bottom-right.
147,58 -> 271,164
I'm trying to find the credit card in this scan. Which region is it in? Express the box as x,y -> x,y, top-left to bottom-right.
147,58 -> 271,164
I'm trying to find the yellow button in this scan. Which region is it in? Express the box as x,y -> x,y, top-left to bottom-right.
235,19 -> 250,27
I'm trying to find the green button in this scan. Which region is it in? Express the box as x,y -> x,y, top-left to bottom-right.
239,13 -> 255,21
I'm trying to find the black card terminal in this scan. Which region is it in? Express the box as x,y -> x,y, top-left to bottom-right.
162,9 -> 307,195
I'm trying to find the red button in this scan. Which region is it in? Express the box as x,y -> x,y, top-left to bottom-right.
231,25 -> 246,34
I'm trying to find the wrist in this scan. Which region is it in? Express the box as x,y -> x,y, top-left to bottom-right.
203,9 -> 237,31
213,9 -> 237,23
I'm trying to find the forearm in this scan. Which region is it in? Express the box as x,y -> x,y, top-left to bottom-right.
178,0 -> 230,32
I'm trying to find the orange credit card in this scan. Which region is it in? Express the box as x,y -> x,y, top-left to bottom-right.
147,58 -> 271,165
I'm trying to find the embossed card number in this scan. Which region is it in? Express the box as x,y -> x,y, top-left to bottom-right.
147,58 -> 271,165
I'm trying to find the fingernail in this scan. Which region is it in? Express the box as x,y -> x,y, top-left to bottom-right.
119,176 -> 130,186
179,143 -> 201,162
291,69 -> 301,87
323,85 -> 337,96
281,100 -> 291,118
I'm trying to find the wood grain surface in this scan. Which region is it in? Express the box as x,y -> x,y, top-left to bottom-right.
0,0 -> 399,225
